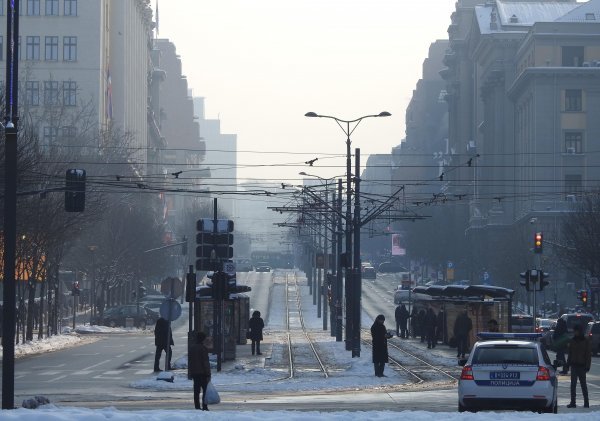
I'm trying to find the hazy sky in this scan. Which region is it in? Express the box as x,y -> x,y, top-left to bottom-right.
158,0 -> 456,184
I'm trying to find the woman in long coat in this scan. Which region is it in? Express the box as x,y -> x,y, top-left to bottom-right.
248,310 -> 265,355
371,314 -> 391,377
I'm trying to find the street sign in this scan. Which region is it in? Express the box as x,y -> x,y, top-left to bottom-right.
159,299 -> 182,321
196,233 -> 233,245
196,245 -> 234,259
223,261 -> 236,277
160,277 -> 183,298
196,218 -> 234,233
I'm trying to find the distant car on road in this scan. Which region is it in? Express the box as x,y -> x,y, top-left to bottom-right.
559,312 -> 594,334
535,318 -> 556,333
584,321 -> 600,356
255,262 -> 271,273
94,304 -> 158,329
362,265 -> 377,279
510,314 -> 534,333
377,262 -> 408,273
235,258 -> 253,272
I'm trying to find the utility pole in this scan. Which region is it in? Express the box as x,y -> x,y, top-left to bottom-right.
2,0 -> 20,410
336,179 -> 344,341
352,148 -> 361,357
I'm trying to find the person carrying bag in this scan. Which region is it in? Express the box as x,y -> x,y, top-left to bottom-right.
188,331 -> 211,410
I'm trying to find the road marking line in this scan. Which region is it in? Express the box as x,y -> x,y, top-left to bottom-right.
116,354 -> 124,358
102,370 -> 123,375
39,371 -> 61,376
72,371 -> 93,375
83,359 -> 111,370
47,375 -> 67,383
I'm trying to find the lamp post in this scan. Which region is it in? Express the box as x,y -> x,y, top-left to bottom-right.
304,111 -> 391,357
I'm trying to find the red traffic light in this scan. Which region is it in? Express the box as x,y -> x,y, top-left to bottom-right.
533,232 -> 543,254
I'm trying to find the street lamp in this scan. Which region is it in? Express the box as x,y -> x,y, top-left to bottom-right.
88,245 -> 97,325
304,111 -> 391,357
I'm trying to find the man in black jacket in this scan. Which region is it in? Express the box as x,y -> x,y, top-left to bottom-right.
453,310 -> 472,358
154,317 -> 174,371
395,304 -> 409,338
566,324 -> 592,408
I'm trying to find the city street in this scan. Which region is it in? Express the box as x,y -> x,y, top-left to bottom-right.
1,270 -> 597,413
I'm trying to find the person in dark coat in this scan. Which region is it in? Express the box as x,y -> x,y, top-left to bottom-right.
248,310 -> 265,355
453,310 -> 472,358
418,309 -> 427,342
154,317 -> 174,371
395,304 -> 409,338
436,310 -> 446,343
566,324 -> 592,408
371,314 -> 392,377
425,308 -> 437,349
487,318 -> 499,332
189,331 -> 211,411
553,317 -> 569,374
410,307 -> 419,338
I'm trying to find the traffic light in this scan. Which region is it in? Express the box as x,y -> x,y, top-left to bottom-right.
577,289 -> 583,301
520,270 -> 531,292
65,169 -> 86,212
196,218 -> 234,271
533,232 -> 543,254
582,290 -> 588,306
539,272 -> 550,290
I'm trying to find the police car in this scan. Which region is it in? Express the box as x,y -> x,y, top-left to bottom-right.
458,333 -> 558,413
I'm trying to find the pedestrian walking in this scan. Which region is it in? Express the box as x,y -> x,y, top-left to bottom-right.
425,308 -> 437,349
154,317 -> 173,372
189,331 -> 211,411
371,314 -> 392,377
453,309 -> 472,358
248,310 -> 265,355
566,324 -> 592,408
553,317 -> 569,374
395,303 -> 409,338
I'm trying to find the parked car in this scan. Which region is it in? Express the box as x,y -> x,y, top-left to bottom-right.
584,321 -> 600,356
510,314 -> 534,333
393,288 -> 412,304
377,262 -> 408,273
362,265 -> 377,279
458,332 -> 558,413
255,262 -> 271,273
95,304 -> 159,329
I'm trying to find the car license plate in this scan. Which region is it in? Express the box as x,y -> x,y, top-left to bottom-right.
490,371 -> 520,380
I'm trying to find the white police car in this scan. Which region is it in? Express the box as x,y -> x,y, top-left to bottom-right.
458,333 -> 558,413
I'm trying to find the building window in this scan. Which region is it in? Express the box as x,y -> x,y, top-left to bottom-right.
64,0 -> 77,16
562,46 -> 584,67
565,89 -> 582,112
25,36 -> 40,60
0,1 -> 4,16
62,126 -> 77,147
565,132 -> 583,154
45,0 -> 58,15
565,174 -> 582,196
43,126 -> 58,147
45,36 -> 58,61
43,80 -> 59,105
63,81 -> 77,106
27,0 -> 40,16
63,36 -> 77,61
0,36 -> 3,61
25,81 -> 39,106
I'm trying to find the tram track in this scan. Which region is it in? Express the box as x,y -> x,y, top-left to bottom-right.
361,328 -> 458,385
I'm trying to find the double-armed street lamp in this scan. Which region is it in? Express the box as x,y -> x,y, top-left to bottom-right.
304,111 -> 391,357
